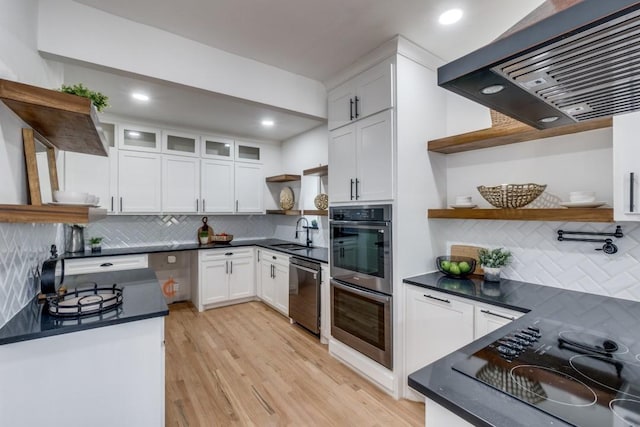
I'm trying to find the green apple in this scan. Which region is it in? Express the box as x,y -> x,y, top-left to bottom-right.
440,260 -> 451,271
458,261 -> 471,274
449,263 -> 461,275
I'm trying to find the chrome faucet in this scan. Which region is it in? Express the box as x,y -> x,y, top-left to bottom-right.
295,217 -> 312,247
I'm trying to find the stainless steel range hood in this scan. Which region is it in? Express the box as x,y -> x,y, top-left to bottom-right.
438,0 -> 640,129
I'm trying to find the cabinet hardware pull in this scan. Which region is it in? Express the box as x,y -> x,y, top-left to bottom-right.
354,96 -> 360,118
272,256 -> 277,260
236,200 -> 239,211
480,309 -> 516,321
225,252 -> 233,256
196,199 -> 199,211
230,261 -> 233,274
340,247 -> 344,257
111,196 -> 114,211
100,263 -> 113,267
203,199 -> 206,212
349,98 -> 354,120
631,172 -> 635,213
271,264 -> 274,278
350,179 -> 354,200
424,294 -> 450,304
226,260 -> 228,274
257,251 -> 260,262
355,179 -> 360,200
120,197 -> 123,212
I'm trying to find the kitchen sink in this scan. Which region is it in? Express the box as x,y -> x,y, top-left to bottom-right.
271,243 -> 311,250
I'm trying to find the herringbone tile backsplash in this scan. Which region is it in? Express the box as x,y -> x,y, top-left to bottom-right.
2,217 -> 638,329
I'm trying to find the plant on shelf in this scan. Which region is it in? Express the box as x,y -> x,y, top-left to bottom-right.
89,236 -> 103,252
478,247 -> 512,282
59,83 -> 110,112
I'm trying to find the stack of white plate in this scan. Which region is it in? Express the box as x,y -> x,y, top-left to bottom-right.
51,191 -> 100,207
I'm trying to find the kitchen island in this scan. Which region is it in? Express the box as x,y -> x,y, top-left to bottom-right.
0,268 -> 168,427
405,272 -> 640,427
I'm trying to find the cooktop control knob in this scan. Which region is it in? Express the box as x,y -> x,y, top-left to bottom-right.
501,339 -> 525,351
520,330 -> 540,341
497,345 -> 518,357
527,326 -> 541,334
514,333 -> 535,343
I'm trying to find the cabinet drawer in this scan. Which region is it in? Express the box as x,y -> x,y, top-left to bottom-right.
199,247 -> 253,261
65,254 -> 148,275
258,249 -> 290,266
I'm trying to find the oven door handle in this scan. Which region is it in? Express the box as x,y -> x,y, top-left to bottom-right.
329,220 -> 391,227
331,280 -> 391,303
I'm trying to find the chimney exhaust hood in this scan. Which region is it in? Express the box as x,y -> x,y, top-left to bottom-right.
438,0 -> 640,129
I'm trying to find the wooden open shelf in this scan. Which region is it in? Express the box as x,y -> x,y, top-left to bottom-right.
266,209 -> 302,216
303,210 -> 328,216
0,79 -> 108,156
303,165 -> 328,176
0,205 -> 107,224
427,117 -> 612,154
428,208 -> 613,223
265,174 -> 301,183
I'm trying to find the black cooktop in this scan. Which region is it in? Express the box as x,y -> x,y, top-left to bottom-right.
452,318 -> 640,427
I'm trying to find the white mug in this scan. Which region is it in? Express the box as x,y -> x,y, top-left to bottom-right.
569,191 -> 595,203
455,195 -> 473,205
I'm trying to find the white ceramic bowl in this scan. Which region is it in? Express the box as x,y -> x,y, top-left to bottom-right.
53,191 -> 89,204
455,195 -> 473,205
569,191 -> 596,203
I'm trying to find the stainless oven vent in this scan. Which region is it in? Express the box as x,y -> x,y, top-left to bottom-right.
438,1 -> 640,129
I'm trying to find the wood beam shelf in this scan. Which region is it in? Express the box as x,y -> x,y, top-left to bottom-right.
303,165 -> 328,176
265,209 -> 302,216
302,210 -> 328,217
428,208 -> 613,223
265,174 -> 301,183
0,205 -> 107,224
0,79 -> 108,156
427,117 -> 612,154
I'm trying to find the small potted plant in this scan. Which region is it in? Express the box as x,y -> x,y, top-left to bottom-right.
199,230 -> 210,245
478,247 -> 512,282
89,236 -> 103,253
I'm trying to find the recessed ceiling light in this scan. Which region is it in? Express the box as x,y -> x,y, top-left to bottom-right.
439,8 -> 463,25
261,119 -> 275,127
540,116 -> 559,123
131,92 -> 150,101
481,85 -> 505,95
127,131 -> 141,137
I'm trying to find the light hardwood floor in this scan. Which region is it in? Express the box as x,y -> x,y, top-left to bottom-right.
165,301 -> 424,426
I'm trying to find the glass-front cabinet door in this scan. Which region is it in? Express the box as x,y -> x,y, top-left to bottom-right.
201,136 -> 234,160
162,130 -> 199,157
118,124 -> 161,152
235,141 -> 262,163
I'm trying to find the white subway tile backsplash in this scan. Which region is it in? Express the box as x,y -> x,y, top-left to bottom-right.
433,220 -> 640,302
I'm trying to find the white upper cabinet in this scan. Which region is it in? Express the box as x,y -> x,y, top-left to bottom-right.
162,155 -> 200,213
119,124 -> 161,152
118,150 -> 162,213
235,141 -> 262,163
162,130 -> 200,157
329,109 -> 393,203
201,159 -> 235,213
64,122 -> 118,212
613,110 -> 640,221
327,58 -> 394,131
201,136 -> 234,160
235,163 -> 264,213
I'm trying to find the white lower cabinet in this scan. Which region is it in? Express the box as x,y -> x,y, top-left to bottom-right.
474,304 -> 524,338
257,249 -> 289,316
405,286 -> 474,384
64,254 -> 148,275
197,248 -> 255,311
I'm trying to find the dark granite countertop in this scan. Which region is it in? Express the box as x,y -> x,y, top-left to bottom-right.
0,268 -> 168,346
62,238 -> 329,264
405,272 -> 640,427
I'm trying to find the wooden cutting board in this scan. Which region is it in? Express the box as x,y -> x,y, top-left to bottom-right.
450,245 -> 485,275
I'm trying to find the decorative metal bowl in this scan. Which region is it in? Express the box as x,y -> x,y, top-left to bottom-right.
477,183 -> 546,208
436,255 -> 476,279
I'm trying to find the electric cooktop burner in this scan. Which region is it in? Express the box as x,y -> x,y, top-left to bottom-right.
452,318 -> 640,427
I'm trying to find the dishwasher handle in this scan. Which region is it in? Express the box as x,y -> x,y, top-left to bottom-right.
291,263 -> 318,276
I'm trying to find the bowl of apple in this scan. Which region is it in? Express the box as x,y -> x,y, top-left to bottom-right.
436,255 -> 476,279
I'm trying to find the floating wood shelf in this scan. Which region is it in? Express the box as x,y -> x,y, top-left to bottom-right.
266,209 -> 302,216
0,205 -> 107,224
0,79 -> 108,156
303,165 -> 328,176
303,210 -> 328,216
427,117 -> 612,154
265,174 -> 301,183
428,208 -> 613,223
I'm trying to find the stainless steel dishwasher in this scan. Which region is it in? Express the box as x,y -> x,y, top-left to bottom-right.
289,257 -> 321,335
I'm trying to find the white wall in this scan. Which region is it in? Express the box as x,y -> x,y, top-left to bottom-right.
0,0 -> 64,328
444,91 -> 491,137
38,0 -> 327,119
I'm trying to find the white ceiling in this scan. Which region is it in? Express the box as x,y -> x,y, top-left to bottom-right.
64,0 -> 545,141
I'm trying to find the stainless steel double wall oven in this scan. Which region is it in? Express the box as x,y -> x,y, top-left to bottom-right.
330,204 -> 393,369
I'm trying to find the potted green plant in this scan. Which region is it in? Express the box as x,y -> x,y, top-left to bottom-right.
199,230 -> 210,245
59,83 -> 109,112
89,236 -> 103,252
478,247 -> 512,282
